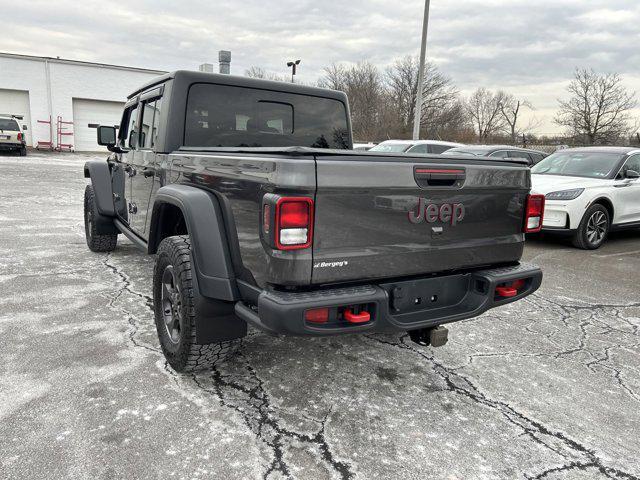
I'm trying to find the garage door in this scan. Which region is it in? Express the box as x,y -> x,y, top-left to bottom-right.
72,98 -> 124,152
0,89 -> 32,146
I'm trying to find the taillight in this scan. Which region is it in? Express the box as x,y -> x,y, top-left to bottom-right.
305,308 -> 329,324
17,133 -> 22,141
524,194 -> 544,233
275,197 -> 313,250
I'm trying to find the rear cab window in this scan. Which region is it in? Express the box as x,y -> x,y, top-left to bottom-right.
184,83 -> 350,149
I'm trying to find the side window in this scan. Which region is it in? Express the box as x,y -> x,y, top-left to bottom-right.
430,144 -> 451,154
140,101 -> 154,149
509,151 -> 533,163
622,155 -> 640,176
489,150 -> 509,159
407,144 -> 428,154
120,104 -> 139,149
151,97 -> 162,147
530,153 -> 544,164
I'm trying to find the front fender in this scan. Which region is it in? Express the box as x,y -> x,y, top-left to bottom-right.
84,160 -> 115,217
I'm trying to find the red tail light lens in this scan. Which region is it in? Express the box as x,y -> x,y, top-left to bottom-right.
280,201 -> 310,228
524,194 -> 545,233
275,197 -> 313,250
305,307 -> 329,324
17,133 -> 22,141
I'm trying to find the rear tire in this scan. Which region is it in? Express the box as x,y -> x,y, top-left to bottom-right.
153,235 -> 241,372
84,185 -> 118,252
19,146 -> 27,156
572,204 -> 610,250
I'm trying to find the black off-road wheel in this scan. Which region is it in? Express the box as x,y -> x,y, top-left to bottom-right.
572,204 -> 610,250
19,146 -> 27,156
84,184 -> 118,252
153,235 -> 242,372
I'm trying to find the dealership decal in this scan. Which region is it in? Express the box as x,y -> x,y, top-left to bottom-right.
313,260 -> 349,269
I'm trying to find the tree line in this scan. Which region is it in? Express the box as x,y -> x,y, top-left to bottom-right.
246,58 -> 638,146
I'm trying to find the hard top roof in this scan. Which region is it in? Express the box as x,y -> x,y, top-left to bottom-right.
127,70 -> 348,101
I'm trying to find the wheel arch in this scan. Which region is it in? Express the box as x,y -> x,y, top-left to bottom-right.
148,184 -> 239,301
588,197 -> 615,223
84,160 -> 115,217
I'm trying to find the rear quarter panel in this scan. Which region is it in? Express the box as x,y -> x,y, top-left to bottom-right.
167,152 -> 316,287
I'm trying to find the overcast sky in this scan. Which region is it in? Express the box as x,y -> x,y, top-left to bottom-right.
2,0 -> 639,134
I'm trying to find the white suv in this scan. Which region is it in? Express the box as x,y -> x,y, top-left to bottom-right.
531,147 -> 640,249
0,114 -> 27,156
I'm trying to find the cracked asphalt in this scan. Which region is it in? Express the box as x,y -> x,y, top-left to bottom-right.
1,152 -> 640,480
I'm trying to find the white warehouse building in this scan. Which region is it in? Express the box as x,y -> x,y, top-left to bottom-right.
0,52 -> 166,151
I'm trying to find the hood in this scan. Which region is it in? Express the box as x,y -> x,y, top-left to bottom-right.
530,174 -> 610,195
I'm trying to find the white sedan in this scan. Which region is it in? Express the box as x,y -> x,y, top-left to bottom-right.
531,147 -> 640,249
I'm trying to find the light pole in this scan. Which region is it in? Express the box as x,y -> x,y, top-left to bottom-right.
412,0 -> 431,140
287,59 -> 301,83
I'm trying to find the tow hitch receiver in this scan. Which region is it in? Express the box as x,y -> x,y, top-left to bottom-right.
409,326 -> 449,347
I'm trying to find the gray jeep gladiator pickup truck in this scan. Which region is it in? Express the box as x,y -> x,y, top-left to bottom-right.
84,70 -> 543,372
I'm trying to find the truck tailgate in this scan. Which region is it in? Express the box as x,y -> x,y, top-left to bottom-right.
312,155 -> 530,285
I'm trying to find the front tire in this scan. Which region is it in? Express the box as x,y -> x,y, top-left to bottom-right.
153,235 -> 242,372
84,185 -> 118,252
572,204 -> 610,249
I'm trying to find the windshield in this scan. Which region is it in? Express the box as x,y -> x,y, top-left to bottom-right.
531,151 -> 623,178
369,143 -> 411,153
0,118 -> 19,130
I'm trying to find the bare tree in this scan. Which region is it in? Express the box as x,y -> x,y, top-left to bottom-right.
498,92 -> 536,143
319,62 -> 389,140
318,63 -> 347,91
555,68 -> 637,144
466,88 -> 507,141
244,66 -> 286,82
385,56 -> 464,139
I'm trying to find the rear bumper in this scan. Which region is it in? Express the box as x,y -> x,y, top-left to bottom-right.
0,142 -> 23,151
236,263 -> 542,336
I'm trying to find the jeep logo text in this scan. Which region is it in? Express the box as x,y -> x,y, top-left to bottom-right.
408,199 -> 465,226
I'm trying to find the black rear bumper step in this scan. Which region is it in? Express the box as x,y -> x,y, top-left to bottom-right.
235,263 -> 542,336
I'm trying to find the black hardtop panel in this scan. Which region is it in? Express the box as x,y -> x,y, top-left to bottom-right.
134,71 -> 351,154
128,70 -> 348,102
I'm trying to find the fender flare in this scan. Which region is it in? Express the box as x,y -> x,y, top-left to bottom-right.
84,160 -> 115,217
148,184 -> 239,301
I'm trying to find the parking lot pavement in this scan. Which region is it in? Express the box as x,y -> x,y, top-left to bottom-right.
1,152 -> 639,480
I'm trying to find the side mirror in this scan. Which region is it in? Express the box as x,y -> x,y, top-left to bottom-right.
97,125 -> 117,147
626,169 -> 640,179
22,125 -> 28,131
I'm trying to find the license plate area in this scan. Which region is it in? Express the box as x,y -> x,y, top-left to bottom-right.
384,274 -> 471,314
0,135 -> 10,140
381,273 -> 488,325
